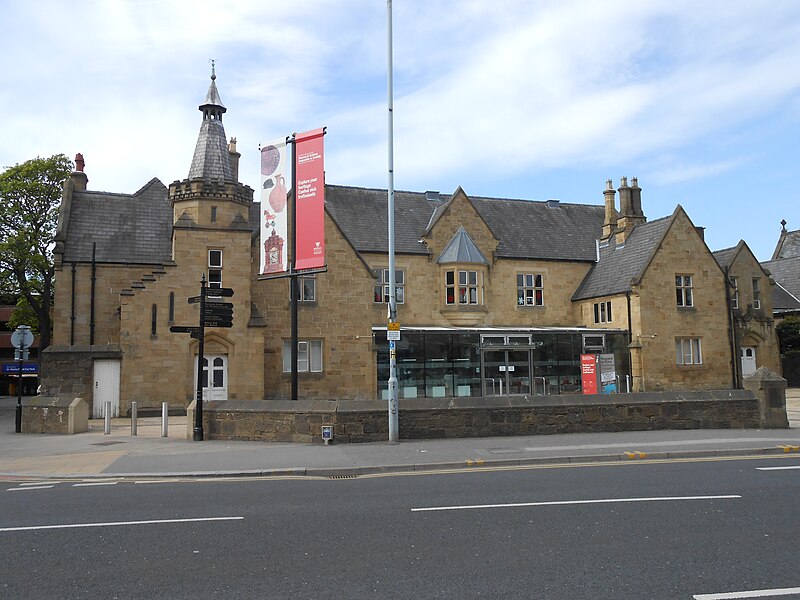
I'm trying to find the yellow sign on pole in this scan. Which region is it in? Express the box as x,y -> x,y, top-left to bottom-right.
387,322 -> 400,341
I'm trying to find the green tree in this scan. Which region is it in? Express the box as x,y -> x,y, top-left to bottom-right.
0,154 -> 73,349
777,316 -> 800,357
8,296 -> 40,334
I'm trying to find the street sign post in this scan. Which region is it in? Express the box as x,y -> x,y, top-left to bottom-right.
11,325 -> 33,433
171,281 -> 235,441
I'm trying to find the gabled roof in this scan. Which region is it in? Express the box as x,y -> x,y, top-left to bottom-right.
771,225 -> 800,260
437,227 -> 488,264
61,179 -> 172,264
712,245 -> 738,269
572,213 -> 674,301
324,185 -> 604,261
763,255 -> 800,300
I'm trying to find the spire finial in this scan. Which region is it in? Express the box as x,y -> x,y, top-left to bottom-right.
210,59 -> 216,81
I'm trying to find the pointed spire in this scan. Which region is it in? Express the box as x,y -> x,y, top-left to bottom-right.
188,61 -> 234,181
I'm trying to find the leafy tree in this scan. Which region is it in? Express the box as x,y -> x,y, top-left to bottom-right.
0,154 -> 73,349
8,296 -> 40,334
777,316 -> 800,357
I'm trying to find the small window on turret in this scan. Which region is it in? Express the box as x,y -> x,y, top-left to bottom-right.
211,206 -> 217,223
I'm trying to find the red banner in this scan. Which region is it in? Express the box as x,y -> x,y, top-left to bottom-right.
581,354 -> 598,395
294,128 -> 326,270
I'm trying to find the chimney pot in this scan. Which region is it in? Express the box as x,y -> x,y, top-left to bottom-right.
75,153 -> 85,172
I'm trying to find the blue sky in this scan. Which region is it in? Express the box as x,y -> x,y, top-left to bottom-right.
2,0 -> 799,260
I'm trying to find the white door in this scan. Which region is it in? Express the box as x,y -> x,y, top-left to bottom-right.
196,354 -> 228,401
741,347 -> 757,378
93,360 -> 120,418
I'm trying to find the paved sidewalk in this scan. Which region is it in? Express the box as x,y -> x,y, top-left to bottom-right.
1,391 -> 799,480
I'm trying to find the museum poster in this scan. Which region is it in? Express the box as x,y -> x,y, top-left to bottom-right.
294,128 -> 326,270
260,138 -> 289,274
580,354 -> 598,395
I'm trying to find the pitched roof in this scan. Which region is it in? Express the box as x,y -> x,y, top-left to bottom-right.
712,245 -> 738,269
324,185 -> 604,261
773,280 -> 800,313
60,179 -> 172,264
763,256 -> 800,299
771,227 -> 800,260
437,227 -> 489,264
572,214 -> 673,301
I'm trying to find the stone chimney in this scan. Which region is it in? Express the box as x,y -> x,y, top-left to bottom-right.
70,153 -> 88,191
228,137 -> 240,182
615,176 -> 646,245
602,179 -> 617,240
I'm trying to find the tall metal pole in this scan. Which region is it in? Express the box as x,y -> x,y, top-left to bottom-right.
15,350 -> 23,433
289,134 -> 299,401
387,0 -> 399,442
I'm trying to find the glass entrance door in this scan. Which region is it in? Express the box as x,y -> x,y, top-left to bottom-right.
482,350 -> 530,396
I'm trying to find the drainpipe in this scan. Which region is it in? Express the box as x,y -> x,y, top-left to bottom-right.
90,242 -> 96,346
723,266 -> 740,388
626,290 -> 633,391
70,262 -> 76,345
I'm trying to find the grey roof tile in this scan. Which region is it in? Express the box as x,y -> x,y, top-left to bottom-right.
572,216 -> 672,301
763,256 -> 800,299
773,229 -> 800,260
61,179 -> 172,264
324,185 -> 605,261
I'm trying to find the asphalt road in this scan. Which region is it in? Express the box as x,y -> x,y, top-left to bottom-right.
2,457 -> 800,599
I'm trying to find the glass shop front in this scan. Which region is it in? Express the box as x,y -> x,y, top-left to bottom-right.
374,327 -> 630,399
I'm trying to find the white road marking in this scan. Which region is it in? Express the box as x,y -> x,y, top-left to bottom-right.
7,486 -> 53,491
520,439 -> 800,452
756,466 -> 800,471
17,481 -> 59,486
0,516 -> 244,533
72,482 -> 118,487
411,495 -> 741,512
693,586 -> 800,598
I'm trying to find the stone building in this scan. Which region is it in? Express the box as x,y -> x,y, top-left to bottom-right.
40,70 -> 781,417
713,241 -> 782,385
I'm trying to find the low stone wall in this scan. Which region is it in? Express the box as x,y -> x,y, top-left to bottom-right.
22,397 -> 89,435
192,390 -> 765,444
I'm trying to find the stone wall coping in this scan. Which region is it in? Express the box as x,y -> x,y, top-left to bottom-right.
204,390 -> 756,414
24,396 -> 85,409
43,344 -> 122,357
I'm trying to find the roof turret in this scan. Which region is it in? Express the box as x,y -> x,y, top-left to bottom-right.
187,61 -> 234,181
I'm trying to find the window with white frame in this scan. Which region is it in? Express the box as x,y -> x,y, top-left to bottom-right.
208,250 -> 223,289
517,273 -> 544,306
446,270 -> 480,305
593,301 -> 612,323
675,338 -> 702,365
291,273 -> 316,302
752,277 -> 761,309
676,274 -> 693,307
374,269 -> 404,304
282,340 -> 323,373
730,277 -> 739,310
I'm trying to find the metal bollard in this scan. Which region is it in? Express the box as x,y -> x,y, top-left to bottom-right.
161,402 -> 168,438
131,401 -> 138,436
104,401 -> 111,435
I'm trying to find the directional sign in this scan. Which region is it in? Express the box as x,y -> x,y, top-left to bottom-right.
170,325 -> 201,337
188,296 -> 201,304
204,287 -> 234,297
206,302 -> 233,310
206,307 -> 233,319
203,317 -> 233,328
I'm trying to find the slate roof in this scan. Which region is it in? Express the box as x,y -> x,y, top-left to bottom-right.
572,215 -> 673,301
773,281 -> 800,313
324,185 -> 605,261
187,71 -> 234,181
712,246 -> 738,269
60,179 -> 172,264
763,256 -> 800,300
772,228 -> 800,260
437,227 -> 489,264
